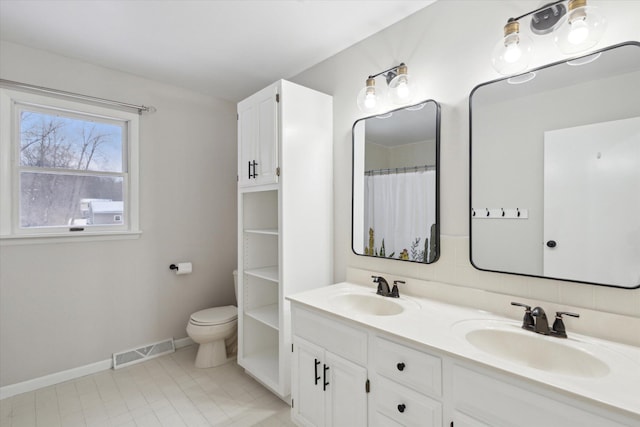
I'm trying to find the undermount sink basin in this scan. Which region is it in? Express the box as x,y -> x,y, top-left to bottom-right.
329,293 -> 405,316
455,321 -> 610,378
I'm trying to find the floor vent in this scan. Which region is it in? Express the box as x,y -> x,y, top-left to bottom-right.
112,338 -> 175,369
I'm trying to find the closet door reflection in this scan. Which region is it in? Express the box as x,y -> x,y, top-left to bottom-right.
352,100 -> 440,264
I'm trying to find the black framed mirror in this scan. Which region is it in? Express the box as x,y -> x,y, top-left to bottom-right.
470,42 -> 640,289
352,100 -> 440,263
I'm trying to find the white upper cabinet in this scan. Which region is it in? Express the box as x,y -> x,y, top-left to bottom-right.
238,84 -> 279,187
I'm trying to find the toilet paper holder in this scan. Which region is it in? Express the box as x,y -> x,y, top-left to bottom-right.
170,262 -> 193,275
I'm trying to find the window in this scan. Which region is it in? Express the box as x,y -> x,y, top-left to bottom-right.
0,88 -> 140,241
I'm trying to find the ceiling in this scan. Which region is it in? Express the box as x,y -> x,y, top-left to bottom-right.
0,0 -> 436,102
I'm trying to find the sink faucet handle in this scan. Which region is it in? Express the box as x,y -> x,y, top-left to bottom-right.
551,311 -> 580,338
390,280 -> 405,298
511,302 -> 534,330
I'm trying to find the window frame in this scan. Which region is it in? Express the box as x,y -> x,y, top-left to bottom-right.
0,88 -> 141,243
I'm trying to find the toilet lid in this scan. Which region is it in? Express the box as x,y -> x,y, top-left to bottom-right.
190,305 -> 237,325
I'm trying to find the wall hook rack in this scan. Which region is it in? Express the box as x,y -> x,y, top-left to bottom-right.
472,207 -> 529,219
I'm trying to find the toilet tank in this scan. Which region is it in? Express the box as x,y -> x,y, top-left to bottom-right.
233,270 -> 238,302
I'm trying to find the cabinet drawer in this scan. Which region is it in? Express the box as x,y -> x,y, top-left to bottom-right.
373,376 -> 442,427
292,307 -> 367,365
453,363 -> 632,427
373,336 -> 442,397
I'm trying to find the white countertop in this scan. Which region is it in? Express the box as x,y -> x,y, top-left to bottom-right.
287,282 -> 640,419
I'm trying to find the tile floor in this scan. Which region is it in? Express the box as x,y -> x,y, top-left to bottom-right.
0,346 -> 296,427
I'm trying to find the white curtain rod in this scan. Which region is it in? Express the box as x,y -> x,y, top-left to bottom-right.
0,79 -> 156,115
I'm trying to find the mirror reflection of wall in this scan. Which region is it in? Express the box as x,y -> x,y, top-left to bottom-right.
353,100 -> 440,263
470,42 -> 640,288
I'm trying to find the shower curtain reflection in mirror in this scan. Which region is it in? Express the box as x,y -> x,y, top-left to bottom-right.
363,167 -> 436,262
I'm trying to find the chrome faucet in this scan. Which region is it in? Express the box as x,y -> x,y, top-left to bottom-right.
372,275 -> 391,296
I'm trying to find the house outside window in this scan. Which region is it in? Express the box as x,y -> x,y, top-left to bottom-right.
0,88 -> 140,242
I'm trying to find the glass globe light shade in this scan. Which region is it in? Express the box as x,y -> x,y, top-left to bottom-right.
357,78 -> 385,114
491,22 -> 534,75
387,66 -> 415,105
553,3 -> 606,55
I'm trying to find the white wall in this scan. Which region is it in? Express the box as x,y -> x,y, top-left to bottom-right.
0,41 -> 238,387
292,1 -> 640,325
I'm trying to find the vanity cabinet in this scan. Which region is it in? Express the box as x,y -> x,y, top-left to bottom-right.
289,300 -> 640,427
237,80 -> 332,399
291,308 -> 368,427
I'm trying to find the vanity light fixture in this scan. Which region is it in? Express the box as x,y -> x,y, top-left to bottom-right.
356,62 -> 415,113
491,0 -> 606,75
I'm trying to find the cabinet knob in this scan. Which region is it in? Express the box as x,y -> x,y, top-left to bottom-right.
396,362 -> 406,371
397,404 -> 406,413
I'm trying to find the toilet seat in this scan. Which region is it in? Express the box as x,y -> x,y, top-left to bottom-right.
190,305 -> 237,326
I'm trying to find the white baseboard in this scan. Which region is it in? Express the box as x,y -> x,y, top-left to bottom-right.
174,336 -> 195,349
0,337 -> 195,400
0,358 -> 112,400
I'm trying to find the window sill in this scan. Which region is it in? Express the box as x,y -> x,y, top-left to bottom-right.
0,230 -> 142,246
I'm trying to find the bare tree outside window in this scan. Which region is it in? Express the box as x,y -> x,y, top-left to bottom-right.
18,109 -> 126,228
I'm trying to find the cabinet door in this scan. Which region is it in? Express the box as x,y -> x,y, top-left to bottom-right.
452,411 -> 492,427
238,85 -> 278,187
292,338 -> 325,427
325,351 -> 368,427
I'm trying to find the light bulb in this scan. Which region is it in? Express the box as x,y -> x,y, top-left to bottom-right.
388,64 -> 415,105
395,78 -> 409,100
357,77 -> 385,114
491,21 -> 534,75
503,36 -> 523,63
553,0 -> 606,55
364,91 -> 377,109
567,18 -> 589,45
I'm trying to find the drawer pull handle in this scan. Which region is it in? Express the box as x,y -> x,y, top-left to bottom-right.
396,362 -> 406,371
314,359 -> 321,385
397,403 -> 406,413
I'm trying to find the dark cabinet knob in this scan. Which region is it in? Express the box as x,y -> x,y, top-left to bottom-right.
546,240 -> 557,248
397,404 -> 406,413
396,362 -> 405,371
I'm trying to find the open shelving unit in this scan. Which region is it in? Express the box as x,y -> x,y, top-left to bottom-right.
237,80 -> 332,401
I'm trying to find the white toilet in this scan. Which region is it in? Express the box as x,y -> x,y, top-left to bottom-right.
186,270 -> 238,368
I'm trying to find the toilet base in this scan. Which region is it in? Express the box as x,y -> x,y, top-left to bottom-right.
195,339 -> 228,368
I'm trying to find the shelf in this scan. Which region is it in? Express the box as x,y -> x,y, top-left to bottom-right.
245,304 -> 279,330
245,228 -> 278,235
241,347 -> 279,389
245,266 -> 279,282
